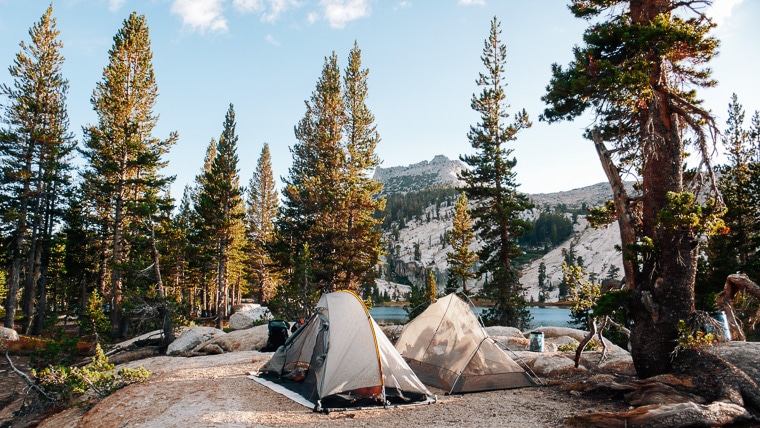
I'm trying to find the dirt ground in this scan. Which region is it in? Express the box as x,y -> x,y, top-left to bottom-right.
0,351 -> 630,428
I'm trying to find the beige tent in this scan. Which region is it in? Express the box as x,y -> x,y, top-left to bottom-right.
395,293 -> 536,394
259,290 -> 433,411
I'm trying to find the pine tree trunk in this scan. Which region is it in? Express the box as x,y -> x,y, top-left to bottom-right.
111,182 -> 125,339
149,217 -> 164,298
32,204 -> 55,336
78,275 -> 88,336
215,244 -> 225,328
32,262 -> 49,336
20,228 -> 41,335
3,256 -> 22,329
629,67 -> 697,376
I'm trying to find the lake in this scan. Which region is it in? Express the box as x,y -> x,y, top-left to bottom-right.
370,305 -> 573,330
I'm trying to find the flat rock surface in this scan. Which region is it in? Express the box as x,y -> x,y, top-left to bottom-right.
36,351 -> 628,428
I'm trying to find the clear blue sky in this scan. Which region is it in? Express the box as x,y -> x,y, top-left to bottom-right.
1,0 -> 758,198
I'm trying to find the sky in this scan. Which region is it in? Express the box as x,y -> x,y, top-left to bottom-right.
0,0 -> 758,199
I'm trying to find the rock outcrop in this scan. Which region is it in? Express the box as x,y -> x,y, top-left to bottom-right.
0,327 -> 18,341
228,307 -> 272,330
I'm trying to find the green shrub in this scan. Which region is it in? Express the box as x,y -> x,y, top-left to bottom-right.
556,338 -> 601,352
671,319 -> 715,359
32,344 -> 151,406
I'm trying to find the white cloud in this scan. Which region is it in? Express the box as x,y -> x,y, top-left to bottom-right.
397,1 -> 411,9
233,0 -> 300,24
457,0 -> 485,6
108,0 -> 127,11
320,0 -> 370,29
265,34 -> 281,46
171,0 -> 228,34
232,0 -> 264,13
171,0 -> 370,33
260,0 -> 301,23
708,0 -> 744,27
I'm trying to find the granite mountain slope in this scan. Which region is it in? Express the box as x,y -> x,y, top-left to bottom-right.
373,155 -> 627,301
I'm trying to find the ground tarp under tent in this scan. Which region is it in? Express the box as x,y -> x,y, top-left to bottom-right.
395,293 -> 536,394
256,290 -> 434,412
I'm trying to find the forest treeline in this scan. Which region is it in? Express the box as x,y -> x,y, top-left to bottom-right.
1,4 -> 759,351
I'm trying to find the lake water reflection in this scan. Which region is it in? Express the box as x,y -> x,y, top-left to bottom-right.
370,305 -> 573,330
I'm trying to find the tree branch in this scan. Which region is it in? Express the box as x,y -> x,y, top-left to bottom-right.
0,340 -> 56,403
592,129 -> 638,286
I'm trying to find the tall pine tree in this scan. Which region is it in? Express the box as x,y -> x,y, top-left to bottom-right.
341,41 -> 385,293
276,44 -> 384,316
80,12 -> 177,338
189,140 -> 218,316
196,104 -> 246,328
246,143 -> 279,304
458,17 -> 533,329
0,4 -> 75,332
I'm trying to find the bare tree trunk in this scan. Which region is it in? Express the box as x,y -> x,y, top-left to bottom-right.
32,262 -> 49,336
21,220 -> 41,334
78,275 -> 88,336
148,216 -> 164,298
3,256 -> 22,329
32,194 -> 55,336
715,273 -> 760,341
201,284 -> 207,316
592,130 -> 637,286
575,317 -> 598,368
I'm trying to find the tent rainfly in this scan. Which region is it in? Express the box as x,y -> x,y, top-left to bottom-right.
258,290 -> 434,412
395,293 -> 536,394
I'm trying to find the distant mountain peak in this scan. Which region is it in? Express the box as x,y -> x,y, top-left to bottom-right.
374,155 -> 466,195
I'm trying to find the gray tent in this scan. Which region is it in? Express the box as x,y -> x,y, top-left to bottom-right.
395,293 -> 536,394
259,290 -> 433,411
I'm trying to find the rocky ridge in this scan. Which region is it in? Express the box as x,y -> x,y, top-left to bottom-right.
374,155 -> 630,301
373,154 -> 466,195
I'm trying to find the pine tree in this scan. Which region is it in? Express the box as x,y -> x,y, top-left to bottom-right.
0,4 -> 75,331
246,143 -> 279,303
80,12 -> 177,337
168,186 -> 194,308
189,140 -> 218,316
196,104 -> 246,328
537,262 -> 548,303
276,45 -> 384,315
278,52 -> 345,305
340,41 -> 385,292
445,193 -> 477,294
458,17 -> 534,329
542,0 -> 722,377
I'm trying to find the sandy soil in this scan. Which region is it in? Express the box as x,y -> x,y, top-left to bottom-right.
28,351 -> 628,428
